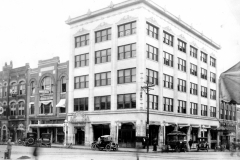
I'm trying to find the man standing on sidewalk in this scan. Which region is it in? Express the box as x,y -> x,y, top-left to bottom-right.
7,137 -> 13,159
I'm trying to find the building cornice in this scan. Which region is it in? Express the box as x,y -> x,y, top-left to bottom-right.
66,0 -> 220,50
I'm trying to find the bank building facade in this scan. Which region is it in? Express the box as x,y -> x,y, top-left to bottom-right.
66,0 -> 220,148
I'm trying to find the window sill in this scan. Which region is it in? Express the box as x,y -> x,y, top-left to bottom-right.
95,61 -> 111,65
117,82 -> 136,86
163,42 -> 173,47
94,85 -> 111,88
146,34 -> 158,41
95,39 -> 111,44
146,58 -> 158,63
163,64 -> 173,68
74,65 -> 89,69
163,87 -> 174,90
118,56 -> 136,61
74,87 -> 89,90
118,33 -> 136,39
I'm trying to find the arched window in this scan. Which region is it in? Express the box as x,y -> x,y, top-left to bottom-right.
19,81 -> 25,95
61,77 -> 66,93
41,77 -> 53,93
3,83 -> 7,97
10,102 -> 16,116
11,82 -> 17,96
40,102 -> 52,114
18,101 -> 25,115
30,81 -> 35,96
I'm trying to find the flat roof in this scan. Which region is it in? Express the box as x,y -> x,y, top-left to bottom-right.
66,0 -> 220,50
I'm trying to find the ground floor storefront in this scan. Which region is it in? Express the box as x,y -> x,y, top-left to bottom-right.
66,111 -> 220,148
28,118 -> 65,144
0,120 -> 8,142
8,120 -> 26,142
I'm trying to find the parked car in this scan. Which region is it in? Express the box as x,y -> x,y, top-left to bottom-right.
166,130 -> 188,152
25,132 -> 39,146
197,137 -> 209,152
40,133 -> 51,148
91,135 -> 118,151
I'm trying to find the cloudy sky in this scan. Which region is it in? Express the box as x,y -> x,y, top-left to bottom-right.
0,0 -> 239,76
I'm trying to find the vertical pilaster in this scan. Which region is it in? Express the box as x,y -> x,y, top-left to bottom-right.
173,36 -> 178,113
158,27 -> 163,111
207,129 -> 211,149
89,30 -> 94,112
197,49 -> 201,116
207,54 -> 210,117
186,44 -> 190,114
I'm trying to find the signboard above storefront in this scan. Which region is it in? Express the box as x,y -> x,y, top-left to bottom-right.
70,112 -> 89,124
40,95 -> 53,101
39,90 -> 50,94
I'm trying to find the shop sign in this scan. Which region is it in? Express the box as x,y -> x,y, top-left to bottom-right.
0,107 -> 3,114
40,95 -> 53,101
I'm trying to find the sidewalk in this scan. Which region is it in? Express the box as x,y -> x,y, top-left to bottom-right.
50,144 -> 217,153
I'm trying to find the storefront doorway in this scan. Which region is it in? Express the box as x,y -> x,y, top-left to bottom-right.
165,125 -> 175,144
75,127 -> 85,145
149,125 -> 159,145
118,123 -> 136,148
93,124 -> 110,141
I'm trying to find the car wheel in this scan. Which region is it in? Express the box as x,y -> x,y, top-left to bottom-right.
91,143 -> 96,150
28,138 -> 34,145
175,147 -> 180,152
106,144 -> 111,152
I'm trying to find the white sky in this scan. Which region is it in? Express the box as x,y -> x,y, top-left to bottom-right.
0,0 -> 239,75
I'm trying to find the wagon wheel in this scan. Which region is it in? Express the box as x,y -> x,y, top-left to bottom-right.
28,138 -> 34,145
91,143 -> 97,150
106,144 -> 111,151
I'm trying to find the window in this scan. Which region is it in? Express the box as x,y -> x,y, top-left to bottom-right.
30,81 -> 35,96
178,39 -> 186,53
190,102 -> 197,115
220,108 -> 224,119
10,82 -> 17,96
74,75 -> 89,89
148,94 -> 158,110
61,77 -> 66,93
146,44 -> 158,61
163,31 -> 173,46
146,68 -> 158,85
201,86 -> 207,98
118,21 -> 136,37
190,63 -> 197,76
18,101 -> 24,115
75,53 -> 89,67
74,98 -> 88,111
178,100 -> 186,113
164,52 -> 173,67
190,46 -> 197,58
95,72 -> 111,86
146,23 -> 158,39
210,57 -> 216,67
10,102 -> 16,116
210,106 -> 216,117
40,102 -> 53,114
118,68 -> 136,84
117,93 -> 136,109
95,28 -> 111,43
95,49 -> 111,64
163,74 -> 173,89
75,34 -> 89,48
19,81 -> 25,95
30,104 -> 34,115
210,89 -> 216,100
210,72 -> 216,83
201,52 -> 207,63
201,68 -> 207,80
41,77 -> 53,93
163,97 -> 173,112
178,79 -> 186,92
178,58 -> 186,72
3,87 -> 7,97
118,43 -> 136,60
190,82 -> 198,95
201,104 -> 207,116
94,96 -> 111,110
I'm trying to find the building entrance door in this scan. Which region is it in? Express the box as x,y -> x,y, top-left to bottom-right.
118,123 -> 135,148
149,125 -> 159,145
75,127 -> 85,145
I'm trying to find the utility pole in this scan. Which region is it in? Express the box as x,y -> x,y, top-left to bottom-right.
141,81 -> 155,153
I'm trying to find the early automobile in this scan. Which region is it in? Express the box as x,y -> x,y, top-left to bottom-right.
40,133 -> 51,147
196,137 -> 209,152
166,130 -> 188,152
25,132 -> 39,146
91,135 -> 118,151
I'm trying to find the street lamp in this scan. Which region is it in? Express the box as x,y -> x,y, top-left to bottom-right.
63,119 -> 68,146
141,81 -> 155,153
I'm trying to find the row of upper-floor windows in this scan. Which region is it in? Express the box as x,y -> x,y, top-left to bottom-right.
29,76 -> 67,96
0,81 -> 26,98
74,69 -> 216,100
74,21 -> 216,67
73,95 -> 217,117
0,101 -> 25,116
29,103 -> 66,115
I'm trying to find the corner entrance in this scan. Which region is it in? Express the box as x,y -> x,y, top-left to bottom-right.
75,127 -> 85,145
118,123 -> 136,148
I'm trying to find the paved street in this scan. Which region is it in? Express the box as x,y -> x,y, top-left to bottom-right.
0,145 -> 240,160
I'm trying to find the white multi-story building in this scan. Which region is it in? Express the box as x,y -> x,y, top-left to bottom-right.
66,0 -> 220,149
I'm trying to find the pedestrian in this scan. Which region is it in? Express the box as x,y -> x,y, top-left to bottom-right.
7,137 -> 13,159
153,137 -> 157,151
142,137 -> 146,149
189,139 -> 193,150
33,146 -> 39,160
